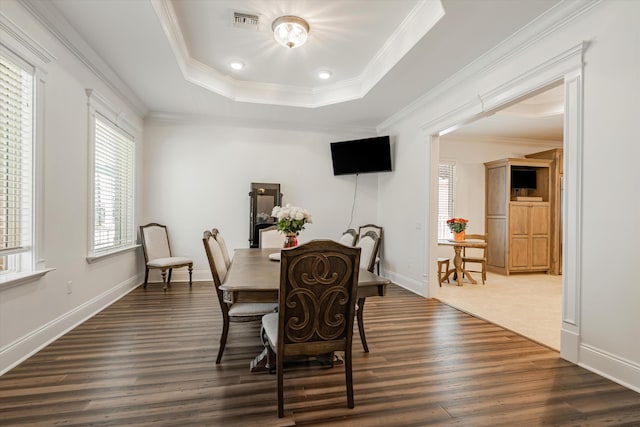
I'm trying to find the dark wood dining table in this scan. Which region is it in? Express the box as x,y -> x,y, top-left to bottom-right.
219,248 -> 391,371
437,239 -> 487,286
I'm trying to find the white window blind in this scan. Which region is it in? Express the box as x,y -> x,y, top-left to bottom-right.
0,52 -> 33,271
92,116 -> 134,253
438,162 -> 455,240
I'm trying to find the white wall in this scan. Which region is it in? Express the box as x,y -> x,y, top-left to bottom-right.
378,0 -> 640,391
142,121 -> 379,282
0,1 -> 143,374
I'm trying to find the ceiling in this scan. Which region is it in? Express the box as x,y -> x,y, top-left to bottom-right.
41,0 -> 564,137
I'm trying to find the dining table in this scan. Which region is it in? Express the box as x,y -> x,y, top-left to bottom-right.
437,239 -> 487,286
219,247 -> 391,372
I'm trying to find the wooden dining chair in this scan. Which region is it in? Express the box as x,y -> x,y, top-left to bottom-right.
261,240 -> 361,418
462,233 -> 487,284
203,230 -> 277,364
259,225 -> 285,248
139,223 -> 193,291
339,228 -> 358,246
357,224 -> 383,273
354,231 -> 381,352
211,228 -> 231,268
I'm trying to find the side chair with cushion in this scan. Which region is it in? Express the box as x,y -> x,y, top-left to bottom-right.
259,225 -> 285,248
462,233 -> 487,284
203,230 -> 277,364
211,228 -> 231,268
139,223 -> 193,291
355,231 -> 381,352
261,240 -> 361,418
339,228 -> 358,246
357,224 -> 383,274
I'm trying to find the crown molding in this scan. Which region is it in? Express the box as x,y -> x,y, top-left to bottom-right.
18,0 -> 148,117
151,0 -> 444,108
145,111 -> 377,136
442,133 -> 563,148
0,10 -> 55,65
377,0 -> 602,132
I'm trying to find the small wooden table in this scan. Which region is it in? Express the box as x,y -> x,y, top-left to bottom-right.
437,239 -> 487,286
220,248 -> 390,371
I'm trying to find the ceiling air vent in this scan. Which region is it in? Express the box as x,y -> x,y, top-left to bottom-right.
233,11 -> 260,30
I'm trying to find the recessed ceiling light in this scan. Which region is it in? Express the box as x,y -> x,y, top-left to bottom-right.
318,70 -> 332,80
229,61 -> 244,70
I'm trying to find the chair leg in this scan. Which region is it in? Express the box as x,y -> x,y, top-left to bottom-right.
277,351 -> 285,418
188,264 -> 193,287
161,269 -> 168,291
437,259 -> 450,286
356,297 -> 369,353
143,268 -> 149,289
167,268 -> 173,286
216,315 -> 230,364
345,346 -> 354,409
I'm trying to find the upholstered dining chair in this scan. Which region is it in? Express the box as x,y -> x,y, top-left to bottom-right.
139,223 -> 193,291
211,228 -> 231,268
261,240 -> 361,418
357,224 -> 383,273
354,231 -> 381,352
339,228 -> 358,246
259,225 -> 285,248
357,231 -> 381,273
462,233 -> 487,284
203,230 -> 277,364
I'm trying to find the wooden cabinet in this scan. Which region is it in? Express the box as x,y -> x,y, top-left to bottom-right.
509,202 -> 550,271
525,148 -> 563,275
484,158 -> 552,275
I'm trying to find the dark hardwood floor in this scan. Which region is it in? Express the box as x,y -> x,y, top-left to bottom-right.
1,282 -> 639,426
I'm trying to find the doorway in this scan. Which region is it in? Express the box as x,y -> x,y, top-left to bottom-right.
434,84 -> 564,350
425,42 -> 586,363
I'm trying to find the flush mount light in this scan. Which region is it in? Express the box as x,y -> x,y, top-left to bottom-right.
229,61 -> 244,70
318,70 -> 332,80
272,15 -> 309,49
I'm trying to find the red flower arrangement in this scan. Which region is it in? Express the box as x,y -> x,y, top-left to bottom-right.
446,218 -> 469,233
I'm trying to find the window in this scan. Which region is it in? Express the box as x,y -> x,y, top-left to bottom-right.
89,112 -> 135,255
0,51 -> 34,274
438,162 -> 455,240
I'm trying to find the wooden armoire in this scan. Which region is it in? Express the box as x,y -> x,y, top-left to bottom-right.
484,158 -> 553,275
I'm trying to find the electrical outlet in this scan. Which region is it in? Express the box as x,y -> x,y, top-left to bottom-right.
66,281 -> 72,295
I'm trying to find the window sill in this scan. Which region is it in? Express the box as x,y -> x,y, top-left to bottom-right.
86,244 -> 140,264
0,268 -> 56,290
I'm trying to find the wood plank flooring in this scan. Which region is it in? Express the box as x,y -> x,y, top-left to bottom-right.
1,283 -> 639,426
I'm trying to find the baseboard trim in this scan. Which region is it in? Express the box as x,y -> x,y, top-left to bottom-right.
0,275 -> 140,375
579,343 -> 640,393
382,270 -> 426,297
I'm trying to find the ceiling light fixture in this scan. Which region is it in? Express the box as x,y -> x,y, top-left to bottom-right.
272,15 -> 309,49
229,61 -> 244,70
318,70 -> 332,80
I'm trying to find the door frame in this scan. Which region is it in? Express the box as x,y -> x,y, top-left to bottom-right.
422,42 -> 585,363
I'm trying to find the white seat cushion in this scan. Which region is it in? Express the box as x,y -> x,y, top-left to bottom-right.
229,302 -> 277,317
147,256 -> 192,268
261,312 -> 279,348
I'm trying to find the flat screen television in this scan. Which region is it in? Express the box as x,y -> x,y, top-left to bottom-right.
330,136 -> 392,176
511,168 -> 537,189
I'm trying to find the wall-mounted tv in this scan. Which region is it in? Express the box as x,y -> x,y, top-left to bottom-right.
330,136 -> 392,176
511,168 -> 537,189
